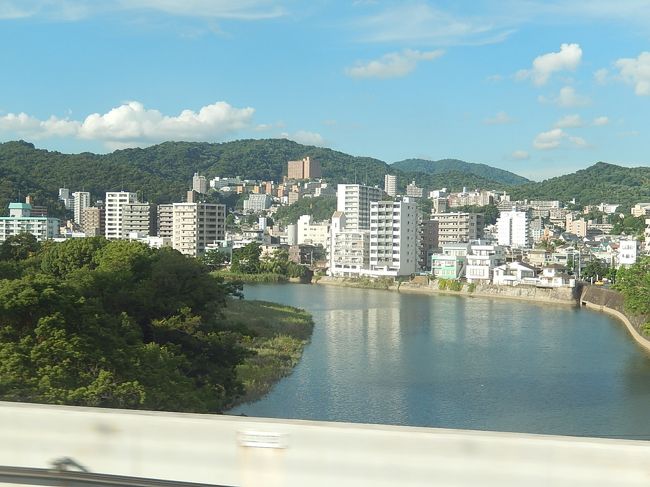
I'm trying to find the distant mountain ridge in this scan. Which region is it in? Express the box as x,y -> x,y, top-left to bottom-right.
392,158 -> 530,185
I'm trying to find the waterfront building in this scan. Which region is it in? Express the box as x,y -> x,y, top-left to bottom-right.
368,200 -> 419,277
430,243 -> 470,279
465,242 -> 506,283
72,191 -> 90,224
105,191 -> 138,240
336,184 -> 383,230
0,202 -> 59,242
328,211 -> 370,277
492,261 -> 537,286
419,219 -> 439,271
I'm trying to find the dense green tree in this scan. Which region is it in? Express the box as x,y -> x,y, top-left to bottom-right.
262,196 -> 337,225
615,257 -> 650,315
230,242 -> 262,274
611,215 -> 646,237
582,260 -> 609,280
0,233 -> 40,261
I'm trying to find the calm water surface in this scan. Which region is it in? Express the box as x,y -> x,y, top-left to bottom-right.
230,284 -> 650,439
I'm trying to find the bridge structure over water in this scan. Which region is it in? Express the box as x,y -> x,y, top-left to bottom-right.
1,401 -> 649,486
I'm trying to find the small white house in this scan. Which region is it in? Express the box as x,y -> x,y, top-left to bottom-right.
538,264 -> 575,288
492,261 -> 537,286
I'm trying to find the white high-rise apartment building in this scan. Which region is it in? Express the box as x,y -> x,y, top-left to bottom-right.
328,211 -> 370,277
297,214 -> 330,248
497,210 -> 530,248
384,174 -> 397,197
72,191 -> 90,224
172,202 -> 226,256
192,172 -> 208,194
105,191 -> 138,240
369,200 -> 419,276
0,202 -> 59,241
336,184 -> 383,230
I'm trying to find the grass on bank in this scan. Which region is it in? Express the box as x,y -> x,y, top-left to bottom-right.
212,270 -> 288,283
222,299 -> 314,406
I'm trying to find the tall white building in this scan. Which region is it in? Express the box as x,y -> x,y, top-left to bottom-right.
105,191 -> 138,240
297,214 -> 330,248
72,191 -> 90,224
369,200 -> 419,276
59,188 -> 74,210
192,172 -> 208,194
618,239 -> 639,268
336,184 -> 383,230
172,202 -> 226,256
497,210 -> 530,248
328,212 -> 370,277
384,174 -> 397,197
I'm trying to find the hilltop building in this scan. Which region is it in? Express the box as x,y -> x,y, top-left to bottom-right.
287,157 -> 321,180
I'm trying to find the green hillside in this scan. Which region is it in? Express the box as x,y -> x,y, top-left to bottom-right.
392,158 -> 530,185
0,139 -> 512,216
509,162 -> 650,208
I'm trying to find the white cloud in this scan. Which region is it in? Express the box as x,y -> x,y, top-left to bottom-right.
533,128 -> 565,150
554,114 -> 583,128
0,101 -> 255,147
533,127 -> 589,150
511,150 -> 530,160
345,49 -> 443,79
539,86 -> 590,107
0,0 -> 286,21
517,43 -> 582,86
354,3 -> 515,46
483,111 -> 513,125
593,116 -> 609,126
594,68 -> 609,85
614,51 -> 650,96
280,130 -> 325,146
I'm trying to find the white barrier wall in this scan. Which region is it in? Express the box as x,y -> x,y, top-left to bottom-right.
1,401 -> 650,486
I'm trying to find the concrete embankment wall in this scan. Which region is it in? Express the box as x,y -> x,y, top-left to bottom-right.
580,286 -> 650,353
317,276 -> 579,305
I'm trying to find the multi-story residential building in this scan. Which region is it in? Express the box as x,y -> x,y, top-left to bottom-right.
287,156 -> 321,180
172,202 -> 226,256
336,184 -> 383,230
287,191 -> 301,205
465,242 -> 505,283
72,191 -> 90,224
105,191 -> 138,240
328,211 -> 370,277
420,219 -> 439,271
368,200 -> 419,277
80,206 -> 105,237
448,190 -> 494,208
431,243 -> 470,279
384,174 -> 397,197
297,215 -> 329,248
0,202 -> 59,242
530,217 -> 544,243
618,239 -> 639,267
431,212 -> 484,245
192,172 -> 208,194
123,202 -> 154,238
157,204 -> 173,238
497,210 -> 530,248
210,176 -> 242,190
431,197 -> 448,213
243,193 -> 273,213
58,188 -> 73,210
631,203 -> 650,217
405,181 -> 423,198
25,196 -> 47,217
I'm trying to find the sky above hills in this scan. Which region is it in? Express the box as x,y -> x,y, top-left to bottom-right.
0,0 -> 649,180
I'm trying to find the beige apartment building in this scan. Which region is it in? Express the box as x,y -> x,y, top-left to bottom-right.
172,202 -> 226,256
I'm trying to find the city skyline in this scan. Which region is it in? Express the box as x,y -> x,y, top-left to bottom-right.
1,1 -> 649,180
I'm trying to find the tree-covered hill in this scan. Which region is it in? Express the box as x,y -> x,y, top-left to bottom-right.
508,162 -> 650,208
392,158 -> 530,185
0,139 -> 515,216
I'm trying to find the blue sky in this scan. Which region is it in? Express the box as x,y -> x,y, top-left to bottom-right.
0,0 -> 649,180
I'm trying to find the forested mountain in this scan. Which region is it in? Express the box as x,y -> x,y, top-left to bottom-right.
0,139 -> 512,216
1,140 -> 648,218
392,158 -> 530,185
508,162 -> 650,208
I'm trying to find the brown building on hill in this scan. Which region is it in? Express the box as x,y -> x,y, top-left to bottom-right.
287,156 -> 321,180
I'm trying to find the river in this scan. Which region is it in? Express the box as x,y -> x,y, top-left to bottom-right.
230,283 -> 650,439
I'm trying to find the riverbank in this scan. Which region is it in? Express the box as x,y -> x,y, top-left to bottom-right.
580,286 -> 650,353
315,276 -> 580,306
222,299 -> 314,407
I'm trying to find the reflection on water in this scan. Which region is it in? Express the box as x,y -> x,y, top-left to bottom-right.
231,284 -> 650,439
